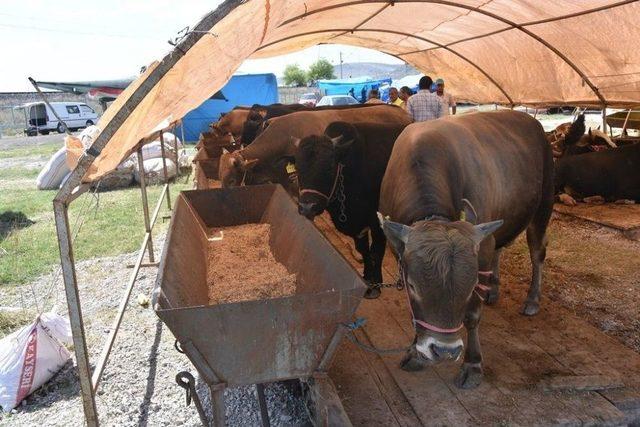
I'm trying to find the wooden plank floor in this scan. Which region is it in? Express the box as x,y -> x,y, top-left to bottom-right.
554,203 -> 640,240
315,214 -> 640,426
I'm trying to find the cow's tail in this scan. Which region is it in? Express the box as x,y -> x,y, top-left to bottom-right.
564,114 -> 586,146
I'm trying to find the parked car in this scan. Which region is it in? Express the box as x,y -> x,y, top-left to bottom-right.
298,92 -> 319,107
316,95 -> 360,107
19,101 -> 100,136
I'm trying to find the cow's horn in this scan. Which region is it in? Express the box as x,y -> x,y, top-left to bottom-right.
291,137 -> 302,148
472,220 -> 504,245
330,135 -> 344,146
222,147 -> 229,154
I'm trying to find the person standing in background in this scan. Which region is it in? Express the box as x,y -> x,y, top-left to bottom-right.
406,76 -> 443,122
435,78 -> 456,115
388,87 -> 404,108
399,86 -> 413,107
365,88 -> 385,104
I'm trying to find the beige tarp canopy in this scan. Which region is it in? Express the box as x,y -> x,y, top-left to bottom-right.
69,0 -> 640,184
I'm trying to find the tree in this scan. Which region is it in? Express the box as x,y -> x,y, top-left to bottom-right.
307,58 -> 336,83
283,64 -> 308,87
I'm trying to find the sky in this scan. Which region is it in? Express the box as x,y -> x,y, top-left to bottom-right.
0,0 -> 402,92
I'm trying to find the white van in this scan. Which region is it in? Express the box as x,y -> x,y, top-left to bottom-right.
19,101 -> 99,136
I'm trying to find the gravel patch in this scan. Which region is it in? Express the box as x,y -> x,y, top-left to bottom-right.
0,234 -> 311,426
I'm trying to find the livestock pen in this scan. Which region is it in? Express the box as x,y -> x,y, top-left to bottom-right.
50,1 -> 640,425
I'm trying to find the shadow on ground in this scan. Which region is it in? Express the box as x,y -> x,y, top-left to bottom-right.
0,211 -> 35,241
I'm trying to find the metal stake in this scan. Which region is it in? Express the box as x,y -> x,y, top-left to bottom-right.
602,106 -> 608,134
28,77 -> 72,135
136,148 -> 155,263
316,325 -> 348,372
256,384 -> 271,427
621,109 -> 632,136
159,132 -> 172,210
53,201 -> 99,426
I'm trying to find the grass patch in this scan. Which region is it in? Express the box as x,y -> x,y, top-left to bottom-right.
0,180 -> 191,285
0,140 -> 63,159
0,166 -> 40,180
0,310 -> 33,338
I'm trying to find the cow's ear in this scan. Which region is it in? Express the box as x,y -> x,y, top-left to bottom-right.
377,213 -> 411,256
291,137 -> 302,148
461,198 -> 478,224
472,220 -> 503,245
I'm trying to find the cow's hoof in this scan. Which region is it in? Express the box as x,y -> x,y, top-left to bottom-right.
559,193 -> 577,206
484,289 -> 499,305
364,287 -> 381,299
400,353 -> 425,372
454,363 -> 483,389
583,195 -> 605,205
521,301 -> 540,316
615,199 -> 635,205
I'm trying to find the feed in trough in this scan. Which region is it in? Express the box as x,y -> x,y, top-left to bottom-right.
206,223 -> 296,304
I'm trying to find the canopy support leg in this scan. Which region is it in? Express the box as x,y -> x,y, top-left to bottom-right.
53,200 -> 99,426
159,131 -> 172,211
136,148 -> 155,263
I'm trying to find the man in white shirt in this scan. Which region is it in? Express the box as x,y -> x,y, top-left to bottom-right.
435,78 -> 456,115
406,76 -> 444,122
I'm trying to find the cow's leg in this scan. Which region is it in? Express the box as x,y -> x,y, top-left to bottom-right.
455,294 -> 483,389
484,247 -> 502,305
522,209 -> 552,316
368,221 -> 386,285
354,231 -> 379,299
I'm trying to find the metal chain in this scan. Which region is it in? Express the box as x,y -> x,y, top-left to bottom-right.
341,320 -> 410,355
336,170 -> 347,223
366,280 -> 404,291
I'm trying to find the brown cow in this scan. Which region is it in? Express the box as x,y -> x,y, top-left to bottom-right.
219,105 -> 411,190
378,111 -> 554,388
210,107 -> 251,139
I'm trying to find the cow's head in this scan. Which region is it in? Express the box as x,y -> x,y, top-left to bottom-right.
378,205 -> 502,368
219,149 -> 258,187
294,122 -> 356,220
211,109 -> 250,139
241,112 -> 266,146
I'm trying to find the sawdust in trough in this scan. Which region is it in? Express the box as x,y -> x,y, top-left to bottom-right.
207,223 -> 296,304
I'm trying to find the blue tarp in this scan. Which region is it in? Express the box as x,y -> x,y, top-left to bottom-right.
379,74 -> 422,102
317,76 -> 392,103
178,73 -> 278,142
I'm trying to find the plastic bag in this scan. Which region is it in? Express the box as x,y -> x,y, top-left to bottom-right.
134,158 -> 177,185
0,312 -> 72,412
36,147 -> 70,190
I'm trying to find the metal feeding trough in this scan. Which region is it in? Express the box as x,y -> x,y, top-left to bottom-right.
152,184 -> 366,426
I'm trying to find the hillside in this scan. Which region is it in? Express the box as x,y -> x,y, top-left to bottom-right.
334,62 -> 419,80
277,62 -> 420,85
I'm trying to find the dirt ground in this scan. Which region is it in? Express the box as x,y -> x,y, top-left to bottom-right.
500,212 -> 640,352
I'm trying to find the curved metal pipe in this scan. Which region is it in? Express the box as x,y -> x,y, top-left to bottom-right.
276,0 -> 637,105
257,28 -> 515,104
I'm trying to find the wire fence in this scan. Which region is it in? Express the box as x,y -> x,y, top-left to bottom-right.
277,86 -> 323,104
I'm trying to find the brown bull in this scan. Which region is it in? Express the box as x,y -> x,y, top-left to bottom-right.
218,105 -> 411,190
378,111 -> 554,389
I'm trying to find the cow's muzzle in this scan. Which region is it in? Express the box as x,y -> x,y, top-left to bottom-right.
298,202 -> 319,220
415,335 -> 463,363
